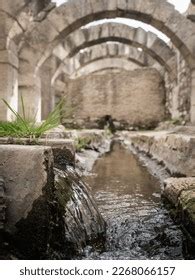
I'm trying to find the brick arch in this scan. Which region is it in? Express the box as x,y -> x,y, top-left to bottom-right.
51,42 -> 161,84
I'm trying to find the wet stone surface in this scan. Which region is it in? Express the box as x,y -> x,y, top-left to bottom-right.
80,142 -> 186,260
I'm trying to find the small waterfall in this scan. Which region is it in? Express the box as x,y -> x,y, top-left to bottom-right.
53,163 -> 106,257
0,148 -> 106,260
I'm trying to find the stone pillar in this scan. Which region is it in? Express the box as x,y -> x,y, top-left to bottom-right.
0,177 -> 6,231
40,57 -> 56,120
0,49 -> 19,121
187,3 -> 195,22
190,70 -> 195,124
18,72 -> 42,122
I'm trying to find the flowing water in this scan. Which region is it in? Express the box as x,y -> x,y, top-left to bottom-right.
82,142 -> 186,260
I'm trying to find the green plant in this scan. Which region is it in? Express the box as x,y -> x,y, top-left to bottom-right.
0,97 -> 65,138
75,136 -> 92,152
170,118 -> 183,125
104,127 -> 113,137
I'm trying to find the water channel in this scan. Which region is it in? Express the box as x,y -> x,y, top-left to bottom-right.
81,142 -> 187,260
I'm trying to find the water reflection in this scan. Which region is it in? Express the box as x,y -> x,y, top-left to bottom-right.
83,142 -> 184,260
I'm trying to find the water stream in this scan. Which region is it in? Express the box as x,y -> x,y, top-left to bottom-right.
81,142 -> 186,260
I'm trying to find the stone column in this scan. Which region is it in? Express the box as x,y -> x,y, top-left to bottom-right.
18,45 -> 45,122
191,70 -> 195,124
40,56 -> 56,120
0,177 -> 6,231
0,49 -> 19,121
187,2 -> 195,21
18,72 -> 42,122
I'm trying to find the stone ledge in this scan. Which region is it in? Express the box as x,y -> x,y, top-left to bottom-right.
163,177 -> 195,237
0,177 -> 6,230
128,131 -> 195,176
0,137 -> 75,166
0,142 -> 106,259
0,145 -> 54,234
164,177 -> 195,206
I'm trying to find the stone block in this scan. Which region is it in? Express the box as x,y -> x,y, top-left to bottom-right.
0,50 -> 18,69
52,44 -> 68,60
47,7 -> 69,33
146,31 -> 157,49
179,190 -> 195,236
139,0 -> 160,15
0,141 -> 105,258
39,138 -> 76,167
21,45 -> 40,62
24,19 -> 59,50
0,38 -> 7,50
117,0 -> 127,10
164,177 -> 195,206
0,137 -> 75,168
68,29 -> 86,50
0,62 -> 18,121
0,145 -> 54,235
133,28 -> 147,46
0,177 -> 6,230
130,132 -> 195,177
8,20 -> 23,44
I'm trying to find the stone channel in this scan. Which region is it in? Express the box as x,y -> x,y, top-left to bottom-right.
0,129 -> 195,259
79,141 -> 194,260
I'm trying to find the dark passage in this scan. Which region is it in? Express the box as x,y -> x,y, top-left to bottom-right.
82,142 -> 185,260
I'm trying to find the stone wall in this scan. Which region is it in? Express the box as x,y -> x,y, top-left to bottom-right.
165,51 -> 192,122
163,177 -> 195,242
0,141 -> 105,259
128,131 -> 195,177
0,177 -> 6,230
65,68 -> 166,129
0,46 -> 19,121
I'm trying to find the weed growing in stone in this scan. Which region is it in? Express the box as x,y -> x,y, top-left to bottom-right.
75,137 -> 92,152
0,97 -> 65,138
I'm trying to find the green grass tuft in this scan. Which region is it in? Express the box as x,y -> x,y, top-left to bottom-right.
0,97 -> 66,138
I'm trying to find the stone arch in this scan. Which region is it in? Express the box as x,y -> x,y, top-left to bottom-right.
0,0 -> 24,120
53,58 -> 144,90
36,22 -> 176,76
12,0 -> 195,67
17,21 -> 177,121
51,42 -> 161,84
65,23 -> 174,62
42,22 -> 177,111
68,58 -> 145,79
7,0 -> 195,122
50,22 -> 176,81
0,0 -> 56,120
5,0 -> 56,48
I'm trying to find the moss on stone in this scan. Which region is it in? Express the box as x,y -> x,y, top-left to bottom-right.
54,177 -> 73,209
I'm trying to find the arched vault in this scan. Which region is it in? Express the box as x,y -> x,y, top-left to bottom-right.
50,23 -> 176,83
51,42 -> 162,84
65,58 -> 147,80
5,0 -> 195,123
10,0 -> 195,68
